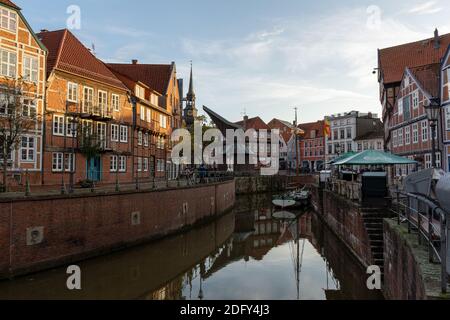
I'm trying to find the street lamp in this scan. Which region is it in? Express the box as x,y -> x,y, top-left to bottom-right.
424,98 -> 440,168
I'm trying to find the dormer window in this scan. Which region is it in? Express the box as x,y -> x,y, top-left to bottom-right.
135,85 -> 145,100
150,93 -> 159,106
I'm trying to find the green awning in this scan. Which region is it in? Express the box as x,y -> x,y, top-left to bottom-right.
333,150 -> 417,166
329,152 -> 357,165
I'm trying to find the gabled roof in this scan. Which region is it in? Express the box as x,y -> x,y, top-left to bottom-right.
235,117 -> 271,130
407,63 -> 440,98
379,32 -> 450,84
107,63 -> 173,95
37,29 -> 127,91
298,121 -> 325,138
268,118 -> 296,143
0,0 -> 20,10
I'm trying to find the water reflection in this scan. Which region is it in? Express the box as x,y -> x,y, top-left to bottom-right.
0,194 -> 382,300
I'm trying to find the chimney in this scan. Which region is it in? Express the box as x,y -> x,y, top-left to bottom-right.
132,59 -> 138,65
434,28 -> 440,49
243,115 -> 249,130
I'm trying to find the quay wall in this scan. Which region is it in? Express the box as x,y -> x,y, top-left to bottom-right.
235,174 -> 317,195
0,180 -> 235,279
311,187 -> 373,267
383,219 -> 448,300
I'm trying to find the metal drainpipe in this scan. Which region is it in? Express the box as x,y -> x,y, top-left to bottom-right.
41,81 -> 48,186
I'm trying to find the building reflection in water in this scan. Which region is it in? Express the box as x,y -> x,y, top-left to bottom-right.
0,194 -> 382,300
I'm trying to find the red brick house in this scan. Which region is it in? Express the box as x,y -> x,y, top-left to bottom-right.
298,121 -> 325,172
378,29 -> 450,151
440,48 -> 450,172
390,63 -> 441,175
107,61 -> 182,180
38,29 -> 133,187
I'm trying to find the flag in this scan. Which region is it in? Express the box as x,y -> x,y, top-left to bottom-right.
324,119 -> 331,138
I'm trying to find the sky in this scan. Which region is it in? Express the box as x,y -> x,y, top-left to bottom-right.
15,0 -> 450,124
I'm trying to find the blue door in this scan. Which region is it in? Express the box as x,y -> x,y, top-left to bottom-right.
87,156 -> 101,181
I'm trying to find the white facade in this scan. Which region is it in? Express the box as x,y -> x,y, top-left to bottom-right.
325,111 -> 359,164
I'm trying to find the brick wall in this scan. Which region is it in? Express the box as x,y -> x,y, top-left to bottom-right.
311,187 -> 373,267
383,219 -> 430,300
0,179 -> 235,278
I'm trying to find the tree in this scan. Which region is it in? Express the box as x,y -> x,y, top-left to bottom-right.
78,123 -> 103,183
0,77 -> 41,192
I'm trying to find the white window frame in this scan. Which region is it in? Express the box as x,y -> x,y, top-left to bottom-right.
143,157 -> 149,172
0,49 -> 16,78
52,152 -> 63,172
398,128 -> 403,146
21,136 -> 35,162
405,126 -> 411,145
120,125 -> 128,143
22,99 -> 36,119
138,131 -> 143,146
83,86 -> 94,113
110,155 -> 118,172
144,133 -> 149,147
67,82 -> 78,103
412,123 -> 419,144
63,153 -> 75,172
119,155 -> 127,172
53,115 -> 65,136
412,90 -> 419,109
23,55 -> 39,83
147,109 -> 151,123
425,153 -> 432,169
0,9 -> 16,32
393,130 -> 398,148
140,105 -> 145,121
446,106 -> 450,131
137,157 -> 142,172
98,90 -> 108,115
398,97 -> 403,116
112,94 -> 120,112
111,124 -> 119,142
66,117 -> 77,137
160,114 -> 167,129
421,120 -> 428,142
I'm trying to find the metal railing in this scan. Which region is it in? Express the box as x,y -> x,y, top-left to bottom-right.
391,189 -> 448,294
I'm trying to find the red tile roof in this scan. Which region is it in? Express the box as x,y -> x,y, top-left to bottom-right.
235,117 -> 271,130
37,29 -> 128,91
0,0 -> 20,10
298,121 -> 325,139
379,32 -> 450,84
107,63 -> 173,95
408,63 -> 440,98
268,118 -> 295,143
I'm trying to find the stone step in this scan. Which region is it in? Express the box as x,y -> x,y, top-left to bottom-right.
364,222 -> 383,228
371,246 -> 384,253
368,234 -> 383,241
363,217 -> 384,223
370,240 -> 384,247
373,258 -> 384,266
367,229 -> 383,235
373,252 -> 384,260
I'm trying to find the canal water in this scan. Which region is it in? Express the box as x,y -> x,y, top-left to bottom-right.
0,194 -> 382,300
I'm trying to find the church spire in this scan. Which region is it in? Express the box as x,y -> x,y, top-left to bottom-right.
187,61 -> 195,100
183,61 -> 198,127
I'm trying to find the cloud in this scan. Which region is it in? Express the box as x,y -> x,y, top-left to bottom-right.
409,1 -> 442,15
181,7 -> 437,123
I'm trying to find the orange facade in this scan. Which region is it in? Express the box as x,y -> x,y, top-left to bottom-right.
0,2 -> 47,187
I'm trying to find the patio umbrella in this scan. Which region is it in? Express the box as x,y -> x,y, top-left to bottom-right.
333,150 -> 417,166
